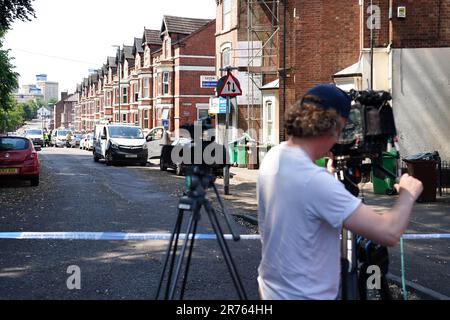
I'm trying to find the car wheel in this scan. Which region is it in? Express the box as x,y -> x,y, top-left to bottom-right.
176,164 -> 184,176
160,160 -> 167,171
105,151 -> 114,166
93,152 -> 100,163
30,176 -> 39,187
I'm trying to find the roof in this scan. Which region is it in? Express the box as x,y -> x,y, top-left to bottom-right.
107,56 -> 117,68
133,37 -> 144,55
333,62 -> 362,78
143,29 -> 162,45
261,79 -> 279,90
161,15 -> 212,36
122,45 -> 134,61
66,93 -> 79,102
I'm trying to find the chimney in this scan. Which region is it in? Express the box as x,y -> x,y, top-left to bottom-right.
61,91 -> 68,101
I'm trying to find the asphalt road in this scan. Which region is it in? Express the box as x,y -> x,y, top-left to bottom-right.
0,147 -> 261,300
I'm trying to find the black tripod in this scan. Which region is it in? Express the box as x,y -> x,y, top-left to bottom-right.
336,161 -> 394,300
155,166 -> 247,300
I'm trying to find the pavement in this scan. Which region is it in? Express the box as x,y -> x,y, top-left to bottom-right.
216,166 -> 450,300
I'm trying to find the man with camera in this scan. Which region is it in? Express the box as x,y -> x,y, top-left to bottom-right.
257,84 -> 423,300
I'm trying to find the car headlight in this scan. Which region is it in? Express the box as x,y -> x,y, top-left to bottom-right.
142,144 -> 148,150
111,142 -> 119,149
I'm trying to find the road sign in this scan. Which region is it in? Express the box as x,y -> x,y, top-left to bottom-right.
217,73 -> 242,97
209,97 -> 227,114
200,76 -> 218,88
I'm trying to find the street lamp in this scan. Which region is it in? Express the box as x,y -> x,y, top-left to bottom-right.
112,45 -> 121,123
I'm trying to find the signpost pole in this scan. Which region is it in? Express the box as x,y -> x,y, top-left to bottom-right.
217,66 -> 242,196
224,95 -> 231,195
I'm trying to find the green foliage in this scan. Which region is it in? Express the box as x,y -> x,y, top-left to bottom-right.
19,99 -> 37,121
48,97 -> 58,105
0,98 -> 23,133
0,0 -> 36,31
0,31 -> 19,111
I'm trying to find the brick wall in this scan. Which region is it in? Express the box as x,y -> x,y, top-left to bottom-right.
279,0 -> 361,141
392,0 -> 450,48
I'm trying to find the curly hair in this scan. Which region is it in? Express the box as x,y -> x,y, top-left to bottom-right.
285,95 -> 341,138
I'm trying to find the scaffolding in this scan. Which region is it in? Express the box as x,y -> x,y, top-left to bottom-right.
243,0 -> 281,139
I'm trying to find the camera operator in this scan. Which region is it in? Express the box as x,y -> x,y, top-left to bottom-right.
257,84 -> 423,300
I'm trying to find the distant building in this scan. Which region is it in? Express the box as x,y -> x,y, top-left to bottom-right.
37,81 -> 59,103
14,75 -> 59,104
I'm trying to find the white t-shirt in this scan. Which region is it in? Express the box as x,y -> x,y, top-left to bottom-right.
257,142 -> 361,300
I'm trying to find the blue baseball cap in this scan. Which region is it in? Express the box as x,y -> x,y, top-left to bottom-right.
303,84 -> 352,118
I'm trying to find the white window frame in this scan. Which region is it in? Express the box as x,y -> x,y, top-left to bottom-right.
143,109 -> 149,129
163,72 -> 170,95
222,0 -> 231,31
122,87 -> 128,104
197,104 -> 210,121
143,78 -> 150,98
263,98 -> 275,144
134,82 -> 139,102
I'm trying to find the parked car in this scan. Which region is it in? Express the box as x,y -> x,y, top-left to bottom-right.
0,136 -> 40,186
145,126 -> 171,160
159,138 -> 192,175
24,129 -> 44,150
86,135 -> 94,151
93,124 -> 148,166
74,134 -> 83,148
51,129 -> 73,148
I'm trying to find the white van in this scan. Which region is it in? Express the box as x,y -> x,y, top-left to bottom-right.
25,129 -> 44,149
51,128 -> 72,148
93,124 -> 148,166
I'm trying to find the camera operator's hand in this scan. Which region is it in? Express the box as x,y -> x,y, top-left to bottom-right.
394,174 -> 424,202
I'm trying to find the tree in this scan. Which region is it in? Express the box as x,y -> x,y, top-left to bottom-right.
0,98 -> 23,133
0,30 -> 19,111
1,0 -> 36,112
19,99 -> 37,120
0,0 -> 36,30
48,97 -> 58,105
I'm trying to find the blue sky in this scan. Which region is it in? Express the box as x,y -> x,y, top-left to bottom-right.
4,0 -> 216,94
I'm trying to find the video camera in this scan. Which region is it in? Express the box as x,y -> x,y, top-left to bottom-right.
163,117 -> 228,180
331,90 -> 397,195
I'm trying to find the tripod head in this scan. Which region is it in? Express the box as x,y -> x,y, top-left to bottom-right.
185,165 -> 216,196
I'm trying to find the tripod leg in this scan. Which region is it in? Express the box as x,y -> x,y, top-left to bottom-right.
203,199 -> 248,300
155,208 -> 184,300
179,215 -> 200,300
168,211 -> 197,300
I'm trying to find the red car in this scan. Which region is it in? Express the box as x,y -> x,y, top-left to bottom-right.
0,136 -> 40,186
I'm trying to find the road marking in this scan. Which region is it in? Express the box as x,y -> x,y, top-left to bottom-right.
0,232 -> 449,241
0,232 -> 261,241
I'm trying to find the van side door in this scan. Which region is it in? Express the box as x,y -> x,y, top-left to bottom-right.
145,127 -> 165,159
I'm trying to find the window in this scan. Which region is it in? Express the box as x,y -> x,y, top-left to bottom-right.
115,113 -> 120,122
115,89 -> 119,105
161,108 -> 170,120
122,113 -> 127,123
264,100 -> 274,143
223,0 -> 231,31
143,109 -> 149,129
163,72 -> 170,95
197,107 -> 209,121
143,78 -> 149,98
134,83 -> 139,102
122,87 -> 127,104
221,47 -> 231,75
